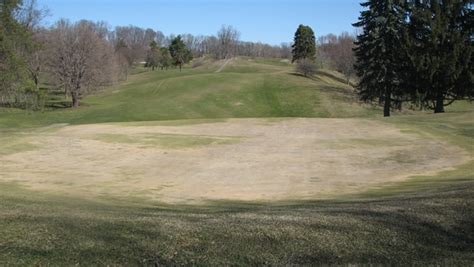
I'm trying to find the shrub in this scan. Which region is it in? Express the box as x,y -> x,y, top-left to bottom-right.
296,59 -> 316,77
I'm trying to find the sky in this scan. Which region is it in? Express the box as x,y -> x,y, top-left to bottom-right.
39,0 -> 363,45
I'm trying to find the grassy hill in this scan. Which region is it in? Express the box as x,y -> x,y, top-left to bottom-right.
0,58 -> 378,128
0,58 -> 473,265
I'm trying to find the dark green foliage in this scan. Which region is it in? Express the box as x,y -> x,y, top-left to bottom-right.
406,0 -> 473,113
353,0 -> 409,117
0,0 -> 35,106
291,24 -> 316,63
169,35 -> 193,71
354,0 -> 473,116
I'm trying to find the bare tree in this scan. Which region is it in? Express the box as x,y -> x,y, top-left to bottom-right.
144,28 -> 156,46
15,0 -> 50,30
318,32 -> 356,83
296,59 -> 316,77
279,42 -> 292,59
11,0 -> 50,108
47,20 -> 117,108
217,25 -> 240,59
155,31 -> 165,47
201,36 -> 219,57
114,49 -> 131,80
27,28 -> 48,90
112,26 -> 150,65
335,33 -> 356,83
16,0 -> 50,91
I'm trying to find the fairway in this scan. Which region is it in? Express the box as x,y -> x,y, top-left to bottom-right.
1,118 -> 467,203
1,0 -> 474,264
1,57 -> 473,265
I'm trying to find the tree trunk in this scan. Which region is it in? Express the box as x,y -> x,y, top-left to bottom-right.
34,75 -> 39,90
434,94 -> 445,113
384,90 -> 391,117
179,64 -> 182,72
71,92 -> 80,108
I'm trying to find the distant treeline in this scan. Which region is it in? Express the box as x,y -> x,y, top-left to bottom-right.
1,0 -> 305,109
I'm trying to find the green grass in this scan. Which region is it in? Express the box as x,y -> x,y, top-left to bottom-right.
0,59 -> 378,129
0,58 -> 473,265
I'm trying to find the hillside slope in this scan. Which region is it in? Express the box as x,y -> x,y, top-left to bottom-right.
0,58 -> 473,265
0,58 -> 377,128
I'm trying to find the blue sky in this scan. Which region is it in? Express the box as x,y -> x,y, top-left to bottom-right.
39,0 -> 363,45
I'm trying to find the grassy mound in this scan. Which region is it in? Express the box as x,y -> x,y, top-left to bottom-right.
0,58 -> 473,265
0,58 -> 377,128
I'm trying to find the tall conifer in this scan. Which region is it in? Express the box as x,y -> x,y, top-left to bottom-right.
291,25 -> 316,63
407,0 -> 473,113
353,0 -> 408,117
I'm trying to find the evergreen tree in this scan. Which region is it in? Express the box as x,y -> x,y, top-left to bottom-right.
406,0 -> 473,113
353,0 -> 409,117
291,25 -> 316,63
169,35 -> 192,71
0,0 -> 34,105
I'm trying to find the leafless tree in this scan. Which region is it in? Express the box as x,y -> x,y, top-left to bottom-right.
296,59 -> 316,77
201,36 -> 219,57
217,25 -> 240,59
235,41 -> 291,59
47,20 -> 118,108
111,25 -> 293,61
279,42 -> 292,59
155,31 -> 165,47
111,26 -> 152,65
15,0 -> 50,30
13,0 -> 50,90
114,50 -> 131,81
144,28 -> 156,46
27,28 -> 48,90
318,32 -> 356,83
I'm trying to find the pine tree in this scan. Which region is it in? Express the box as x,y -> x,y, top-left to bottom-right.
0,0 -> 34,105
406,0 -> 473,113
169,35 -> 192,71
353,0 -> 409,117
291,25 -> 316,63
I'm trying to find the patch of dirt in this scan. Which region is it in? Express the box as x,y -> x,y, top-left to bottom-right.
0,118 -> 469,204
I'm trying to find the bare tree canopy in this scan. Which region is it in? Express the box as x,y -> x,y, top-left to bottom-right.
318,32 -> 356,83
217,25 -> 240,59
15,0 -> 50,30
47,20 -> 118,108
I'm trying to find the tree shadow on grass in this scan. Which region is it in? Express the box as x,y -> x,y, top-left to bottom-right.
314,69 -> 354,86
1,181 -> 473,265
289,70 -> 356,88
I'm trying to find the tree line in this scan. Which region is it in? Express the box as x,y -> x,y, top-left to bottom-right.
0,1 -> 293,109
3,0 -> 470,116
